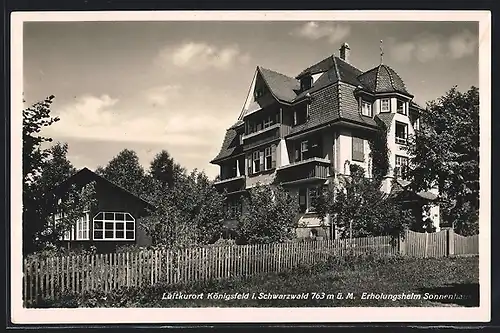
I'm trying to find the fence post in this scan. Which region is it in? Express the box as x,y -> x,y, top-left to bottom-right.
424,232 -> 429,258
447,228 -> 455,257
398,230 -> 406,256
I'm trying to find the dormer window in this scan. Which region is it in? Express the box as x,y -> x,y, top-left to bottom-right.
381,99 -> 390,113
397,100 -> 407,115
361,101 -> 372,117
254,88 -> 264,99
301,76 -> 312,91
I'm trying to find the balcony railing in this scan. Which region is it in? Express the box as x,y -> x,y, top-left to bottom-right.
395,137 -> 407,145
276,158 -> 331,185
214,175 -> 246,194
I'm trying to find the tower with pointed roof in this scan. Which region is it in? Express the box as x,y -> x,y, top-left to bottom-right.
211,42 -> 440,239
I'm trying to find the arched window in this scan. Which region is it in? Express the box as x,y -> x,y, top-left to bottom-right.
93,212 -> 135,241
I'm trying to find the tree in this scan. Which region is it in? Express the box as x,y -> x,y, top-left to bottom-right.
37,142 -> 76,194
99,149 -> 147,198
185,171 -> 226,244
237,184 -> 298,244
314,165 -> 412,240
22,95 -> 59,253
149,150 -> 185,189
141,169 -> 225,247
407,86 -> 479,235
369,122 -> 390,182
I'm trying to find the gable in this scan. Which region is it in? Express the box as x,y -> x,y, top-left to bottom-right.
49,168 -> 156,211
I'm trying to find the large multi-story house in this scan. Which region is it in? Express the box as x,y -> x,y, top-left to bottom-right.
210,42 -> 440,239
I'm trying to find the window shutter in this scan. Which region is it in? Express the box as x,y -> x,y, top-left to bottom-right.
247,154 -> 252,175
352,137 -> 364,162
259,151 -> 264,170
295,147 -> 300,161
271,144 -> 277,168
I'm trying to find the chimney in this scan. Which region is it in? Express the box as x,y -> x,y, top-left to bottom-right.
339,42 -> 350,63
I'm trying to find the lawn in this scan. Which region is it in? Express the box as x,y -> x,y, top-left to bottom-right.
34,254 -> 479,308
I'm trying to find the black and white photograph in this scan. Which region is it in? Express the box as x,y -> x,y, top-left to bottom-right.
11,10 -> 490,324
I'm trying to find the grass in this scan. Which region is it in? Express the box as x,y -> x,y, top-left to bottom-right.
30,255 -> 479,308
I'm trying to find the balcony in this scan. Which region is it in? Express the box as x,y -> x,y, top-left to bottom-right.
242,124 -> 281,150
214,175 -> 246,194
276,158 -> 332,185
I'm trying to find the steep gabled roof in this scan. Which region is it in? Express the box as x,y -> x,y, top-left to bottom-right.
258,66 -> 299,103
211,125 -> 243,163
49,167 -> 156,210
297,55 -> 336,78
295,56 -> 364,100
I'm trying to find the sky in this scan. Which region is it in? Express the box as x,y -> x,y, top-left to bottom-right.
23,20 -> 479,180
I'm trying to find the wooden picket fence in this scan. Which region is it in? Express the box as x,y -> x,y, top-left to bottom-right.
22,231 -> 479,305
402,229 -> 479,258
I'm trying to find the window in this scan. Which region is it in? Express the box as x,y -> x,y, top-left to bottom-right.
54,212 -> 72,241
294,137 -> 322,162
299,188 -> 307,213
381,99 -> 390,112
239,133 -> 243,145
395,155 -> 409,179
301,76 -> 312,91
352,137 -> 364,162
395,122 -> 408,144
397,100 -> 406,115
299,141 -> 308,161
253,151 -> 261,173
93,212 -> 135,241
76,212 -> 90,240
361,101 -> 372,117
265,147 -> 272,170
293,105 -> 308,126
298,187 -> 320,213
409,112 -> 419,131
247,154 -> 252,175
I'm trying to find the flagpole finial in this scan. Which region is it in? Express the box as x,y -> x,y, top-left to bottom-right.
380,39 -> 384,64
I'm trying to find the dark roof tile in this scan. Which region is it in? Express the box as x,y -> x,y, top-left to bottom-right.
357,64 -> 411,95
258,67 -> 299,103
211,127 -> 243,163
374,113 -> 395,130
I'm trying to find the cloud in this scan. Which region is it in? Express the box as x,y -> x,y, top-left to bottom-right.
388,30 -> 477,63
143,85 -> 181,106
44,93 -> 234,147
156,42 -> 250,71
448,30 -> 477,59
291,22 -> 350,44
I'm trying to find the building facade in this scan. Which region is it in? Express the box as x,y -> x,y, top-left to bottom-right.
48,167 -> 154,253
211,43 -> 440,239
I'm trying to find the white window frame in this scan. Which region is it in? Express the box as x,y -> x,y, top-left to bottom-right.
381,98 -> 390,112
252,151 -> 260,173
300,140 -> 309,161
93,212 -> 136,241
361,101 -> 372,117
397,100 -> 406,115
264,147 -> 272,170
76,211 -> 90,240
395,155 -> 409,179
395,121 -> 408,145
